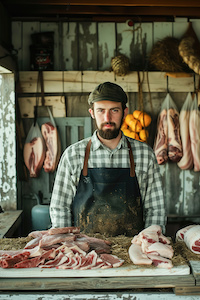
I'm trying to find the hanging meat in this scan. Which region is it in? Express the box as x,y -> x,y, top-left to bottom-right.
23,123 -> 46,178
41,122 -> 61,173
167,107 -> 183,163
189,95 -> 200,172
153,109 -> 168,165
177,93 -> 193,170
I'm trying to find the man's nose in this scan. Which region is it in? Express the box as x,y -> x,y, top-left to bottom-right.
104,111 -> 111,122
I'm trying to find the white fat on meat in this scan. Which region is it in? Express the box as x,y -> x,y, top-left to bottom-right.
176,225 -> 196,241
184,225 -> 200,254
23,137 -> 46,177
154,109 -> 168,165
146,242 -> 174,259
128,244 -> 153,265
189,109 -> 200,172
41,122 -> 61,173
167,108 -> 183,163
131,225 -> 162,246
178,109 -> 193,170
147,254 -> 173,269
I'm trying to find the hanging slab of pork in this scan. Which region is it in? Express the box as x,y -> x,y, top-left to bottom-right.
41,122 -> 61,173
23,136 -> 46,177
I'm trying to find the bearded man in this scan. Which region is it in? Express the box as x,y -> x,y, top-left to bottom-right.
50,82 -> 166,236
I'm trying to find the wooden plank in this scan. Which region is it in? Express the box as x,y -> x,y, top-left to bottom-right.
78,22 -> 97,70
153,22 -> 173,43
0,275 -> 195,291
175,286 -> 200,295
18,71 -> 200,93
0,264 -> 190,278
98,22 -> 115,71
0,210 -> 23,238
63,22 -> 78,71
18,96 -> 66,118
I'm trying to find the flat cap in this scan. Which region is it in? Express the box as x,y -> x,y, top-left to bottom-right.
88,82 -> 127,106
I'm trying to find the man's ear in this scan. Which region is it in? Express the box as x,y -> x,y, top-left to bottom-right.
89,108 -> 95,119
123,107 -> 129,119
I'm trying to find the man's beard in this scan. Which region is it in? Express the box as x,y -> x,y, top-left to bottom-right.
97,119 -> 123,140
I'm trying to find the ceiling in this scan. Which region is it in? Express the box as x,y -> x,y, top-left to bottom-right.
1,0 -> 200,22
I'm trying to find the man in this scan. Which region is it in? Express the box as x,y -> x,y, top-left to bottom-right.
50,82 -> 166,236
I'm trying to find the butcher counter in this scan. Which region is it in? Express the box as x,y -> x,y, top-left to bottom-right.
1,260 -> 200,299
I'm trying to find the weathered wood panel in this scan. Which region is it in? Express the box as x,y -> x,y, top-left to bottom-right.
0,73 -> 16,210
17,71 -> 199,94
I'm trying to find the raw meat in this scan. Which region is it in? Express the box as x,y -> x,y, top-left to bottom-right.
176,225 -> 195,241
189,109 -> 200,171
177,109 -> 193,170
128,243 -> 152,265
0,227 -> 123,270
154,109 -> 168,165
48,226 -> 80,235
146,242 -> 174,259
184,225 -> 200,254
41,122 -> 61,173
100,254 -> 124,267
147,254 -> 173,269
129,225 -> 174,269
39,233 -> 76,247
23,137 -> 46,177
167,108 -> 183,163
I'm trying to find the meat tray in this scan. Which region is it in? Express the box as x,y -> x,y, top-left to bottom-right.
0,263 -> 190,278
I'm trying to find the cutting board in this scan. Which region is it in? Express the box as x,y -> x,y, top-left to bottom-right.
0,264 -> 190,278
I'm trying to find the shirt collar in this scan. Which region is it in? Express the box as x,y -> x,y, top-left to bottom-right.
91,130 -> 129,151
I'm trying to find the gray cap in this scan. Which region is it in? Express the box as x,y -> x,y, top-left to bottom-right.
88,82 -> 128,106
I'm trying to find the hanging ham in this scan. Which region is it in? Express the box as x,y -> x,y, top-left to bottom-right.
177,93 -> 193,170
23,123 -> 46,178
189,95 -> 200,172
167,107 -> 183,163
41,122 -> 61,173
153,109 -> 168,165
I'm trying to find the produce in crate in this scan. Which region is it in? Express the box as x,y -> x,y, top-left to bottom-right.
121,110 -> 151,142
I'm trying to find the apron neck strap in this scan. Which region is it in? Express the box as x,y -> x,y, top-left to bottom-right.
82,138 -> 135,177
83,139 -> 92,176
126,139 -> 135,177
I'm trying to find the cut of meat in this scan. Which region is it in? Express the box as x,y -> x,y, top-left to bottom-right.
128,243 -> 152,265
147,254 -> 173,269
28,230 -> 49,238
189,108 -> 200,172
23,136 -> 46,178
178,109 -> 193,170
154,109 -> 168,165
176,225 -> 195,241
48,226 -> 80,235
39,233 -> 76,248
41,122 -> 61,173
146,242 -> 174,259
184,225 -> 200,254
100,253 -> 124,268
167,108 -> 183,163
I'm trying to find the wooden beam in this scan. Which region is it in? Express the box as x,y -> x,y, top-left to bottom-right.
17,71 -> 199,94
4,0 -> 200,7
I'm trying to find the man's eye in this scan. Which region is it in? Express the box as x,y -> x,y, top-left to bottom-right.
112,109 -> 119,113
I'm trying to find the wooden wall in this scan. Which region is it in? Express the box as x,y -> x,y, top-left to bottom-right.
11,19 -> 200,233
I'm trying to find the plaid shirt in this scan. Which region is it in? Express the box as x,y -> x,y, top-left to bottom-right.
50,130 -> 166,233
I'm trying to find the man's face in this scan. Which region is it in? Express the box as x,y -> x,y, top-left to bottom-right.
89,100 -> 127,140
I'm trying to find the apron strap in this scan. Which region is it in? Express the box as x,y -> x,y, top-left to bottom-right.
126,139 -> 135,177
83,139 -> 92,176
82,138 -> 135,177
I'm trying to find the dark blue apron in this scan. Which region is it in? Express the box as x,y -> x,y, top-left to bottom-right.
72,139 -> 144,236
